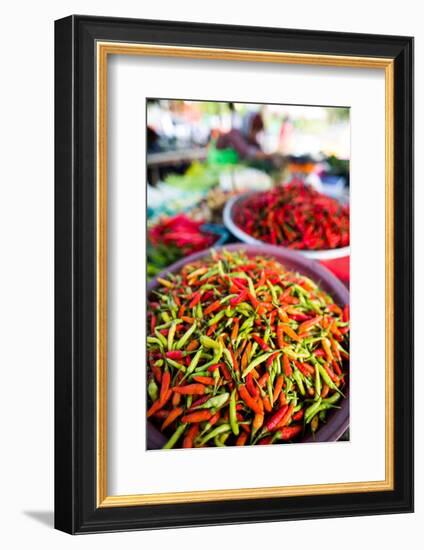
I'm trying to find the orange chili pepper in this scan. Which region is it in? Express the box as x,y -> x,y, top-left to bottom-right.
161,406 -> 183,431
236,432 -> 248,446
263,395 -> 272,413
273,374 -> 284,402
173,384 -> 206,395
172,391 -> 181,407
146,389 -> 172,418
276,324 -> 285,348
283,354 -> 292,376
252,412 -> 264,434
160,370 -> 171,403
239,385 -> 262,414
298,315 -> 322,334
203,300 -> 221,316
186,339 -> 199,352
279,391 -> 288,406
231,318 -> 240,341
322,337 -> 334,362
281,323 -> 300,342
192,375 -> 215,385
181,410 -> 212,423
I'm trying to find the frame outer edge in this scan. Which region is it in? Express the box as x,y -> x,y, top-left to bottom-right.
54,15 -> 77,534
54,15 -> 414,533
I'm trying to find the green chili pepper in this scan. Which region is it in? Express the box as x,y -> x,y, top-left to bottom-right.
324,392 -> 341,404
242,351 -> 276,378
305,397 -> 322,423
266,280 -> 279,304
165,358 -> 186,372
175,321 -> 197,350
229,389 -> 239,436
147,378 -> 159,401
197,424 -> 231,446
161,311 -> 171,323
314,364 -> 321,401
267,376 -> 274,407
246,276 -> 256,297
146,336 -> 163,347
200,335 -> 220,350
293,368 -> 305,396
311,415 -> 319,433
167,320 -> 177,350
281,347 -> 310,359
182,347 -> 203,380
317,363 -> 342,394
208,310 -> 226,326
195,393 -> 230,410
195,302 -> 203,319
154,329 -> 168,348
163,423 -> 187,449
222,346 -> 235,371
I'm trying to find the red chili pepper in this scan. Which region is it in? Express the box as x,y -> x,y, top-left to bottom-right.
189,291 -> 202,308
343,304 -> 350,322
233,181 -> 349,251
165,350 -> 184,361
207,363 -> 222,372
279,424 -> 302,440
266,351 -> 279,368
293,409 -> 304,421
274,403 -> 294,431
265,405 -> 289,431
252,334 -> 271,351
246,373 -> 259,398
230,289 -> 249,306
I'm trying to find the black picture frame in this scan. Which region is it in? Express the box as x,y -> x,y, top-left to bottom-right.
55,15 -> 414,534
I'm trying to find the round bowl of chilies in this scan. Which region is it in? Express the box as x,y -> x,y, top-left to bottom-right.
146,244 -> 349,450
223,181 -> 350,260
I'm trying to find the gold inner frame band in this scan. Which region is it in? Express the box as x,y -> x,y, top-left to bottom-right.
96,42 -> 394,508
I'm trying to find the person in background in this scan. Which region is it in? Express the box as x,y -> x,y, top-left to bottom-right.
214,111 -> 272,162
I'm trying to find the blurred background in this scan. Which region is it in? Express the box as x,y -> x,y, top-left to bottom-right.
146,99 -> 350,280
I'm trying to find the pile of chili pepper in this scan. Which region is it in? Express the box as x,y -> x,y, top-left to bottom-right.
147,248 -> 349,449
234,181 -> 349,250
149,214 -> 218,256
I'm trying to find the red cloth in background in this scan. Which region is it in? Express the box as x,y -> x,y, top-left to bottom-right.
319,256 -> 350,286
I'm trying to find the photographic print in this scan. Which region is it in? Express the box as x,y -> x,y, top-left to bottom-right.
146,99 -> 351,450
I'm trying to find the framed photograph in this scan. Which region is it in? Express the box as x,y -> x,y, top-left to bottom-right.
55,15 -> 414,534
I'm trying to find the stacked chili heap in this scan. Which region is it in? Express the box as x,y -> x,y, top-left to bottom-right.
147,249 -> 349,449
234,181 -> 350,250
